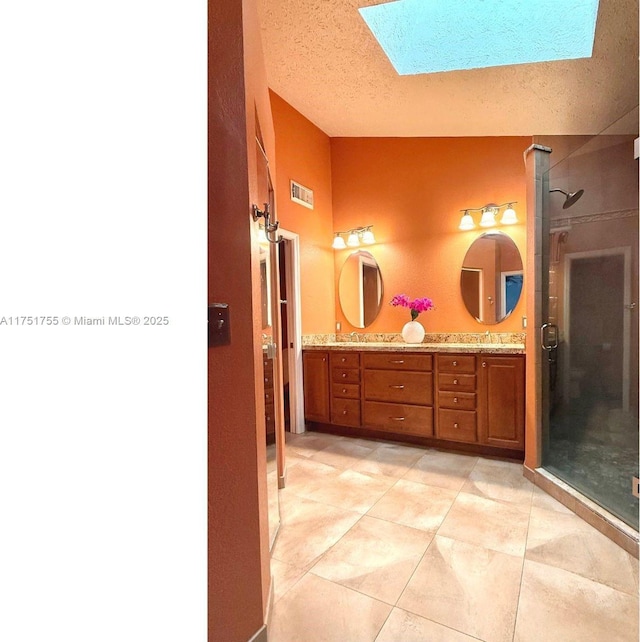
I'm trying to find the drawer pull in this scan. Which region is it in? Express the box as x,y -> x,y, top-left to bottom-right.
454,379 -> 458,385
342,410 -> 348,415
390,359 -> 405,364
342,388 -> 347,393
389,384 -> 405,389
453,360 -> 458,366
341,357 -> 347,363
390,416 -> 406,421
454,397 -> 458,403
482,361 -> 487,367
342,373 -> 347,378
454,422 -> 459,428
264,378 -> 269,383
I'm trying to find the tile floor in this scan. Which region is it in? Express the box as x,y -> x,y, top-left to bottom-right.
269,431 -> 639,642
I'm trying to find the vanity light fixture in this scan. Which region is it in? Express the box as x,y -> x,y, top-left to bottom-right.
332,225 -> 376,249
458,202 -> 518,230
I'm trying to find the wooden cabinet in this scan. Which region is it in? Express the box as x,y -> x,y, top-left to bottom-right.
435,354 -> 478,443
263,354 -> 275,440
363,352 -> 433,437
477,355 -> 525,450
330,352 -> 361,426
302,351 -> 330,423
302,348 -> 524,454
435,353 -> 525,450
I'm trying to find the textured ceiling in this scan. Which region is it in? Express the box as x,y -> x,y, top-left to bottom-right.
258,0 -> 639,137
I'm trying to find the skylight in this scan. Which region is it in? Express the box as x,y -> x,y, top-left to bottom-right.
359,0 -> 600,75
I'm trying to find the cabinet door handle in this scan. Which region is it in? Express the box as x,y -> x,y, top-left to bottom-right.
342,410 -> 348,415
341,357 -> 347,362
389,384 -> 405,389
454,422 -> 459,428
482,361 -> 487,368
390,417 -> 405,421
452,360 -> 458,366
454,397 -> 458,403
390,360 -> 405,364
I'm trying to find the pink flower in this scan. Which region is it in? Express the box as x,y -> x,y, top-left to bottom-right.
390,294 -> 434,321
389,294 -> 411,308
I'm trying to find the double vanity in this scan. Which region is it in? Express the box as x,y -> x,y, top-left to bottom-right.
303,341 -> 525,458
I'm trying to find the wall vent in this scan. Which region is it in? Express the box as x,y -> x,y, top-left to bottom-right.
290,180 -> 314,210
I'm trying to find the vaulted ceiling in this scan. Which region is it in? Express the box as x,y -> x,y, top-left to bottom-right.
258,0 -> 639,137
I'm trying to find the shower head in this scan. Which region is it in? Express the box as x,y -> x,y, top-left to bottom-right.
550,188 -> 584,209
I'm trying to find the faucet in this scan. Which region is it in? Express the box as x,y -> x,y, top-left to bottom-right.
349,331 -> 360,343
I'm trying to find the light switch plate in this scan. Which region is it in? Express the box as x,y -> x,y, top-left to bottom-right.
209,303 -> 230,347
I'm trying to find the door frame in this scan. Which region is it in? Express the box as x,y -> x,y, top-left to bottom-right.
277,228 -> 305,434
562,246 -> 632,411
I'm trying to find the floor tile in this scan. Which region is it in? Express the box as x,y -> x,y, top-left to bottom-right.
351,443 -> 424,478
270,558 -> 306,603
310,516 -> 432,605
269,573 -> 391,642
403,449 -> 478,491
629,552 -> 639,591
438,492 -> 530,556
309,438 -> 379,470
375,608 -> 478,642
272,495 -> 362,569
531,484 -> 574,514
461,458 -> 534,508
526,506 -> 637,594
285,432 -> 344,459
279,459 -> 341,503
514,559 -> 639,642
398,536 -> 522,642
367,479 -> 458,532
295,468 -> 396,514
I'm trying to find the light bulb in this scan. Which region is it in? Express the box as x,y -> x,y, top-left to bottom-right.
347,231 -> 360,247
479,208 -> 497,227
362,228 -> 375,244
500,205 -> 518,225
332,234 -> 346,250
459,212 -> 475,231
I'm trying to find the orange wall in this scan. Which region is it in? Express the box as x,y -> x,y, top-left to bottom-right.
209,0 -> 272,639
330,137 -> 530,333
270,90 -> 336,334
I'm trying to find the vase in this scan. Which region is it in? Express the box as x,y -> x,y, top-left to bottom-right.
401,320 -> 425,344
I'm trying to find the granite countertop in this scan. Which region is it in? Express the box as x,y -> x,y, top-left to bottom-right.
303,342 -> 525,355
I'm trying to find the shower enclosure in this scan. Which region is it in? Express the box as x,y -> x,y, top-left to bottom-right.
540,109 -> 639,529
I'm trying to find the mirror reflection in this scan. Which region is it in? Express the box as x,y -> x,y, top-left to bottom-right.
461,231 -> 523,324
338,250 -> 384,328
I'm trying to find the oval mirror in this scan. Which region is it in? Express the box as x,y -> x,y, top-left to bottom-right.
460,231 -> 523,324
338,250 -> 384,328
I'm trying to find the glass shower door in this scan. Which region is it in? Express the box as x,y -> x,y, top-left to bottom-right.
541,115 -> 639,529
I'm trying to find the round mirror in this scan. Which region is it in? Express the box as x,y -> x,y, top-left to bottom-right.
338,250 -> 384,328
460,231 -> 523,324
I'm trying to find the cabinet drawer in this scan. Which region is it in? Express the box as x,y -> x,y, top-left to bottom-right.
438,391 -> 476,411
331,398 -> 361,427
265,403 -> 275,434
438,373 -> 476,392
330,352 -> 360,368
437,354 -> 476,374
363,401 -> 433,436
437,409 -> 477,443
363,353 -> 433,372
331,368 -> 360,384
364,369 -> 433,405
332,383 -> 360,399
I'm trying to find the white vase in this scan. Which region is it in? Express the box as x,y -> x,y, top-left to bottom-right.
401,320 -> 425,344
